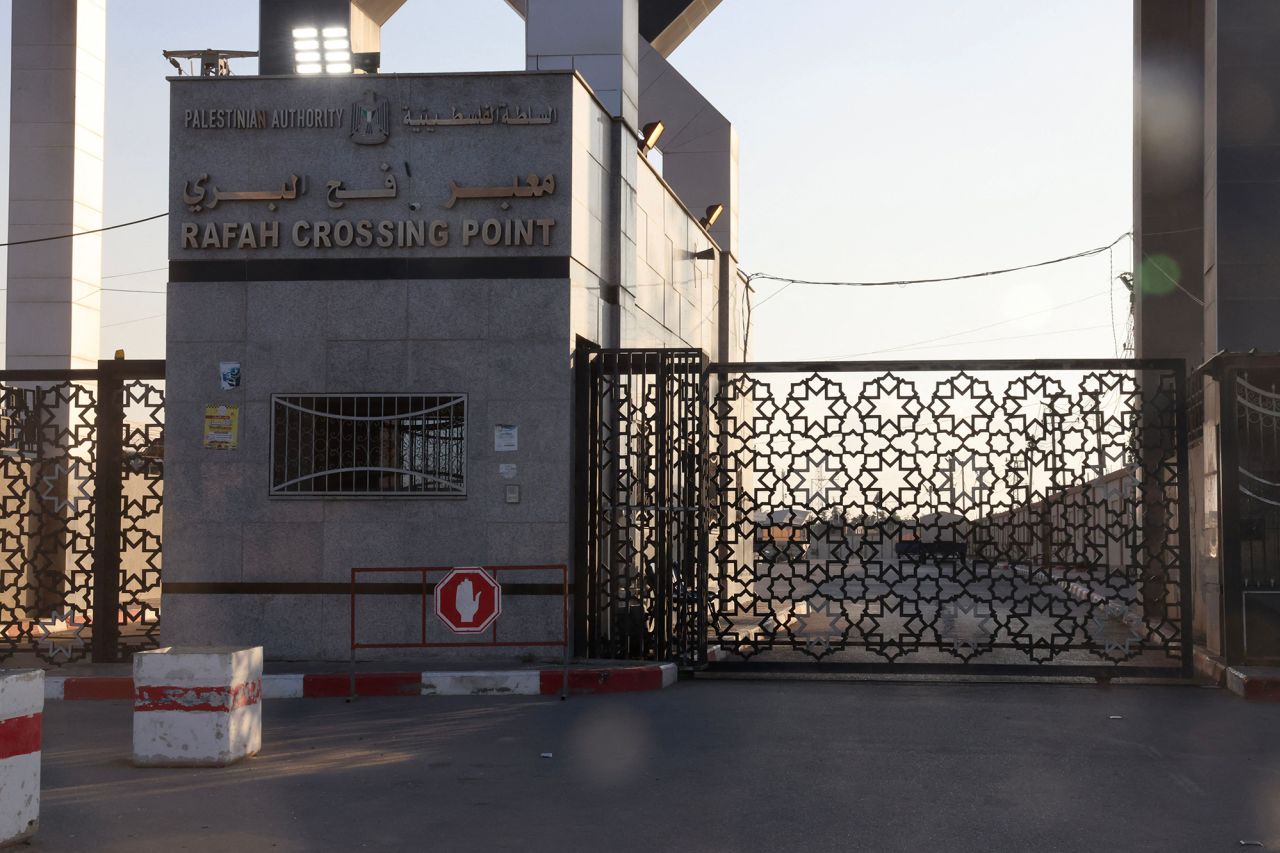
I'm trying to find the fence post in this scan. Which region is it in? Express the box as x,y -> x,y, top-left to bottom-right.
1219,364 -> 1246,664
91,359 -> 125,663
571,339 -> 595,657
1173,363 -> 1195,678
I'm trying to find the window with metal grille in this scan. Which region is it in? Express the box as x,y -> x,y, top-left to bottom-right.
270,394 -> 466,496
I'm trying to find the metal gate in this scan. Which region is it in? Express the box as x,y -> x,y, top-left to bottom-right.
578,349 -> 1193,678
0,360 -> 165,666
574,345 -> 708,664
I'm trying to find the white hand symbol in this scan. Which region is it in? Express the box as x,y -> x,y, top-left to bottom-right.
456,578 -> 481,623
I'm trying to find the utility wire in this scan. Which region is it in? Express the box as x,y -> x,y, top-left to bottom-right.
103,266 -> 167,280
0,213 -> 168,248
819,287 -> 1113,361
850,323 -> 1114,358
742,233 -> 1134,359
102,313 -> 165,329
744,232 -> 1132,290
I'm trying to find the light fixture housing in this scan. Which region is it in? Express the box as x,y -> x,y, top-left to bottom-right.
701,203 -> 724,228
641,120 -> 665,151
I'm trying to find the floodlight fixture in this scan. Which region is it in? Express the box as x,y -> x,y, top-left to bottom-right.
641,120 -> 665,151
700,203 -> 724,228
294,23 -> 354,74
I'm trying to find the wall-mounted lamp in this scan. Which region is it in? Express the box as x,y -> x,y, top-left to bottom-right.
640,120 -> 665,151
699,203 -> 724,228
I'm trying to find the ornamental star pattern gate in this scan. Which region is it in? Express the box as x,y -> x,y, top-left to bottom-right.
0,363 -> 165,666
579,349 -> 1192,677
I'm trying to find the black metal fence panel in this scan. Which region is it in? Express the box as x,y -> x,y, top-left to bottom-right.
0,362 -> 164,665
707,360 -> 1190,674
580,351 -> 1193,676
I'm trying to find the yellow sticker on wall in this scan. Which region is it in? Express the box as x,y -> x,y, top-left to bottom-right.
203,404 -> 239,450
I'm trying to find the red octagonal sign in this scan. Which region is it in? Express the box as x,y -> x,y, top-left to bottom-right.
434,568 -> 502,634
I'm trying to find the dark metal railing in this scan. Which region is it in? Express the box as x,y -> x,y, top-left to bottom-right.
579,350 -> 1193,677
0,359 -> 164,666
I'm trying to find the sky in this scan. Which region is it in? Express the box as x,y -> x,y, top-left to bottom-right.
0,0 -> 1134,364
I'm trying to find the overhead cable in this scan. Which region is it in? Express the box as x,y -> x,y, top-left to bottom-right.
0,213 -> 168,248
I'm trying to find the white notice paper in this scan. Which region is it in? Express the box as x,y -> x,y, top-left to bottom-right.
494,424 -> 518,452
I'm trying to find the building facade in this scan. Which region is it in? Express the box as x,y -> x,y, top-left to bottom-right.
163,65 -> 742,659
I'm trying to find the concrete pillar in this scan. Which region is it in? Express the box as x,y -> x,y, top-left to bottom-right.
524,0 -> 639,130
1133,1 -> 1207,631
1133,0 -> 1205,367
5,0 -> 105,370
1205,0 -> 1280,350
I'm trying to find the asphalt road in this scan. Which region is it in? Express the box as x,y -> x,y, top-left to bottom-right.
31,680 -> 1280,852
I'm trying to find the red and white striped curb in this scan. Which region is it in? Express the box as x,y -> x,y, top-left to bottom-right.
132,647 -> 263,766
44,663 -> 677,700
0,670 -> 43,846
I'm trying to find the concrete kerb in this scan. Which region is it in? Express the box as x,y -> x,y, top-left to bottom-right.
1225,666 -> 1280,701
43,662 -> 678,700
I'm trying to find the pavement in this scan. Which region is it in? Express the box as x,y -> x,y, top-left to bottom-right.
26,679 -> 1280,852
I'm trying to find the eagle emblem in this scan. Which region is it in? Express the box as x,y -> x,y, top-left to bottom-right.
350,90 -> 389,145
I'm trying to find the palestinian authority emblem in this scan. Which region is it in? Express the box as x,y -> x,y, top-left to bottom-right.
350,90 -> 390,145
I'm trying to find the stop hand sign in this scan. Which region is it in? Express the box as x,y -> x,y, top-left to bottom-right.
434,568 -> 502,633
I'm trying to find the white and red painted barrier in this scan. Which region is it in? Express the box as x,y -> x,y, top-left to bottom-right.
46,662 -> 677,700
132,646 -> 262,767
0,670 -> 43,846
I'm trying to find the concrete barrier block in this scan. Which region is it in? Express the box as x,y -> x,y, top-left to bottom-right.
0,670 -> 43,846
132,646 -> 263,767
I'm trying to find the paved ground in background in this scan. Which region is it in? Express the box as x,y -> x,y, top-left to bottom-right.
30,680 -> 1280,852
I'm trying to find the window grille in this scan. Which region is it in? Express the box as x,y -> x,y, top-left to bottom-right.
270,394 -> 466,496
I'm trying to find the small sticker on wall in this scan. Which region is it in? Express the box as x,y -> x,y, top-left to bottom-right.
203,405 -> 240,450
494,424 -> 518,452
219,361 -> 241,390
499,463 -> 518,479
